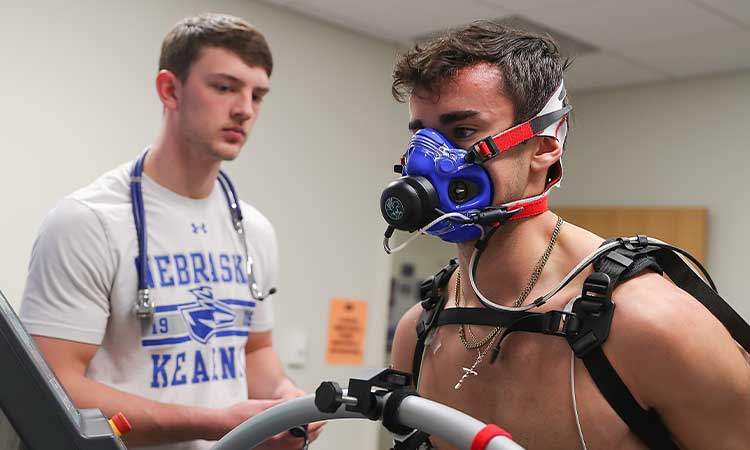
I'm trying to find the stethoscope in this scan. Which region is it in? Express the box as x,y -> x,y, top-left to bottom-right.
130,150 -> 274,320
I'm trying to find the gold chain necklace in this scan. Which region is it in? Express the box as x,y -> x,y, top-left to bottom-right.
453,216 -> 563,390
454,332 -> 499,390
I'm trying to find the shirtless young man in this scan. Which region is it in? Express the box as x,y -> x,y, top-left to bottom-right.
387,21 -> 750,450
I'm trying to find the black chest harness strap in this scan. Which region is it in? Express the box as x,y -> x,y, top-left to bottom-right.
411,236 -> 750,450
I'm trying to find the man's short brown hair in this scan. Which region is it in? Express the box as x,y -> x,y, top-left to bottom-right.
392,21 -> 569,125
159,13 -> 273,82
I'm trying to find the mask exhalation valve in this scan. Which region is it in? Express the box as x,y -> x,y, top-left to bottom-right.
380,176 -> 439,232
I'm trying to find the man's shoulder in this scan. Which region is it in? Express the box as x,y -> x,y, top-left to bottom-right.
70,162 -> 131,203
238,200 -> 274,234
40,162 -> 132,237
607,272 -> 741,385
390,302 -> 425,374
394,302 -> 424,348
606,272 -> 750,419
611,272 -> 705,332
608,273 -> 712,350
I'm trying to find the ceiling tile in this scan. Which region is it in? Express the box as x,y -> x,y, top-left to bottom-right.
565,51 -> 668,92
689,0 -> 750,27
277,0 -> 512,43
478,0 -> 595,15
258,0 -> 749,92
521,0 -> 739,50
260,0 -> 296,6
616,29 -> 750,77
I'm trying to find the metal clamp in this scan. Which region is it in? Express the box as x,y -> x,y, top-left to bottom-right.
135,288 -> 154,319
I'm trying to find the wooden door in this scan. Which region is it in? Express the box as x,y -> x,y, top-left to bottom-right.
553,207 -> 708,262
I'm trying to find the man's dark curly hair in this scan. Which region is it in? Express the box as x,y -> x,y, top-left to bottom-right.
392,20 -> 571,125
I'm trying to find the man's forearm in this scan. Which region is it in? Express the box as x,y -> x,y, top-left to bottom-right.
63,373 -> 227,446
245,346 -> 297,399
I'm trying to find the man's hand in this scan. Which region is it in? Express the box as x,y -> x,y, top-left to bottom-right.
243,332 -> 327,447
274,382 -> 305,401
256,422 -> 326,450
272,383 -> 326,446
220,390 -> 326,448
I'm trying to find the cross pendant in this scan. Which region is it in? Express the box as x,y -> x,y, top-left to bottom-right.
454,366 -> 479,390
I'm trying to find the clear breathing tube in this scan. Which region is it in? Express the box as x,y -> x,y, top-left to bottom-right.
469,235 -> 716,313
383,210 -> 484,255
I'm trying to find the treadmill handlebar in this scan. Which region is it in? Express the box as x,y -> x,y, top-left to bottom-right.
210,388 -> 524,450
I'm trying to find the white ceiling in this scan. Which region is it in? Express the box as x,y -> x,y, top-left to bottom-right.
259,0 -> 750,92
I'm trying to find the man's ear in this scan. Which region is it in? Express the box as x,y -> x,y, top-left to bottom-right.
530,136 -> 562,174
155,70 -> 180,111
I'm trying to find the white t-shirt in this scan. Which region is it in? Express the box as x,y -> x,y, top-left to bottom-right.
20,161 -> 277,450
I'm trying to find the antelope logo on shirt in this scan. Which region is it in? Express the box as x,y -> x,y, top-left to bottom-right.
180,286 -> 236,344
140,285 -> 254,348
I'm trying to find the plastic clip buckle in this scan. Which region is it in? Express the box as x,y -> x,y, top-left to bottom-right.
567,273 -> 616,357
621,234 -> 650,252
542,310 -> 577,336
466,136 -> 500,164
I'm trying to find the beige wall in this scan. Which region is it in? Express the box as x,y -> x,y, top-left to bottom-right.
0,1 -> 408,449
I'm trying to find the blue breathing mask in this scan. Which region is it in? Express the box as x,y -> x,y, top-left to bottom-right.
380,128 -> 493,243
380,81 -> 572,248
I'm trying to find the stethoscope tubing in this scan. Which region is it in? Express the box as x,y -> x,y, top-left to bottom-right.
129,150 -> 267,317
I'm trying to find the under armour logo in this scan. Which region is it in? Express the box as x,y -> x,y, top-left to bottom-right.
191,223 -> 207,234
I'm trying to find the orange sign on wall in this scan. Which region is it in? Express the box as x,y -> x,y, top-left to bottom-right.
326,298 -> 368,365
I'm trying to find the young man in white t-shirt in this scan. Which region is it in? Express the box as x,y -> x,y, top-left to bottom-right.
20,13 -> 323,450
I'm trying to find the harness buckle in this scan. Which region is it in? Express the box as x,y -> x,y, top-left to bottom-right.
566,272 -> 616,357
417,276 -> 441,332
416,303 -> 442,340
415,317 -> 428,339
419,277 -> 435,308
582,272 -> 613,298
619,234 -> 650,252
569,331 -> 601,356
563,313 -> 581,334
542,310 -> 578,336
